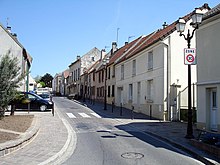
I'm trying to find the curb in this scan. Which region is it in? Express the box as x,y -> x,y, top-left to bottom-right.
0,116 -> 40,157
39,106 -> 77,165
143,131 -> 218,165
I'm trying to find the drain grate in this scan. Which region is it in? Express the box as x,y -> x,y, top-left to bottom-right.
121,152 -> 144,159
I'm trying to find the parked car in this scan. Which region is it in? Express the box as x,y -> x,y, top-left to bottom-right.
38,93 -> 52,101
10,92 -> 54,111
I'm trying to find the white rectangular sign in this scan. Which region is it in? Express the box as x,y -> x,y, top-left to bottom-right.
184,48 -> 196,65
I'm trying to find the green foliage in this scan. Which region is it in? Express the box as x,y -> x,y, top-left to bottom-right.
40,73 -> 53,87
0,51 -> 23,116
34,75 -> 42,83
39,81 -> 46,87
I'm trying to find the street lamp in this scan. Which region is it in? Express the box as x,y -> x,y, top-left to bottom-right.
103,56 -> 109,110
176,8 -> 204,139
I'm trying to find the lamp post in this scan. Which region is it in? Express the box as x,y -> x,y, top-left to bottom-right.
176,8 -> 204,139
103,57 -> 109,110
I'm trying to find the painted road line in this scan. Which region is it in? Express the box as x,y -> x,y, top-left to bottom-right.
78,113 -> 91,118
90,113 -> 102,118
66,113 -> 76,118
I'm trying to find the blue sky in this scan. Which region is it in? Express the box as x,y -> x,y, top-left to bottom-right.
0,0 -> 219,78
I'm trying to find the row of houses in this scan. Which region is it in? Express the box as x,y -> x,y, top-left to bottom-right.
0,23 -> 35,92
53,3 -> 220,133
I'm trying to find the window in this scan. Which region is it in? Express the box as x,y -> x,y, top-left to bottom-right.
93,72 -> 95,81
212,91 -> 217,108
132,60 -> 136,76
97,88 -> 99,97
102,70 -> 104,82
91,56 -> 95,61
147,79 -> 153,101
108,67 -> 111,79
129,84 -> 133,101
108,86 -> 111,97
112,85 -> 115,97
121,64 -> 124,80
76,70 -> 78,81
148,51 -> 153,70
72,72 -> 74,82
99,72 -> 101,83
78,68 -> 80,80
112,65 -> 115,77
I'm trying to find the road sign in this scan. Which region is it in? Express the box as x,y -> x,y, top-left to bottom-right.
184,48 -> 196,65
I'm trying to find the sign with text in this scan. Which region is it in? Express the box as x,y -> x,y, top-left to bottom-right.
184,48 -> 196,65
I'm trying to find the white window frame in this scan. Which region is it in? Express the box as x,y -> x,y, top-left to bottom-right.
129,84 -> 133,101
121,64 -> 124,80
132,59 -> 136,76
147,79 -> 153,102
148,51 -> 153,70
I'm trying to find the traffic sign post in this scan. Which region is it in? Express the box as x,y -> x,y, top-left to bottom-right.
184,48 -> 196,65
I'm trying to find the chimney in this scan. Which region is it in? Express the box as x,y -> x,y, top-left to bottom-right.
76,55 -> 80,60
6,26 -> 11,33
111,41 -> 117,55
125,42 -> 128,45
162,22 -> 168,29
101,49 -> 106,59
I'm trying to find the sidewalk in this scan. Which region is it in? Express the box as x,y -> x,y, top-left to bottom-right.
76,99 -> 220,165
0,106 -> 76,165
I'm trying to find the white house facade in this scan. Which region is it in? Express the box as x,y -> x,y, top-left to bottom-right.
197,3 -> 220,132
0,23 -> 32,92
114,7 -> 210,120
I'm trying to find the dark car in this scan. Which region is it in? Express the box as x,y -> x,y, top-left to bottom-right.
38,93 -> 52,101
10,92 -> 54,111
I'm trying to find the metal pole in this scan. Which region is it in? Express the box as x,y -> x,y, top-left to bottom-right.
112,101 -> 114,113
120,103 -> 123,116
104,66 -> 107,110
185,31 -> 194,139
131,105 -> 134,120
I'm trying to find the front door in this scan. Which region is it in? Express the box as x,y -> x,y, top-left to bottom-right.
210,88 -> 218,131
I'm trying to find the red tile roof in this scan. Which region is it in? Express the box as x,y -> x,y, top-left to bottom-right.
116,3 -> 210,64
108,36 -> 145,66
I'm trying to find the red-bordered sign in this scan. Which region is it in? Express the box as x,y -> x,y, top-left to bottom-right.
184,48 -> 196,65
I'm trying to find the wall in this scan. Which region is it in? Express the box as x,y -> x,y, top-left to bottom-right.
197,14 -> 220,132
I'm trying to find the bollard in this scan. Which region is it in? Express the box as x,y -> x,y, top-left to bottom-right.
120,103 -> 123,116
112,101 -> 114,113
149,105 -> 152,120
52,103 -> 55,116
28,103 -> 30,114
131,105 -> 134,120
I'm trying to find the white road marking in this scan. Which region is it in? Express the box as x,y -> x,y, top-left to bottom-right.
90,113 -> 102,118
78,113 -> 91,118
66,113 -> 76,118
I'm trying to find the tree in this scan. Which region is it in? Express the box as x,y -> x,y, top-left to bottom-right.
34,75 -> 42,83
0,51 -> 23,118
40,73 -> 53,88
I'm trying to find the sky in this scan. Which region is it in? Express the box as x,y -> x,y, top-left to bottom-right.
0,0 -> 219,78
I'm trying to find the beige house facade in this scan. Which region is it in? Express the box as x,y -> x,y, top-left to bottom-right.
68,47 -> 101,99
197,4 -> 220,132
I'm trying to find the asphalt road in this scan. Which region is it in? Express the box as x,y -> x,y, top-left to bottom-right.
53,97 -> 203,165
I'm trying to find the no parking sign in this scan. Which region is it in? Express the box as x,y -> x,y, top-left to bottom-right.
184,48 -> 196,65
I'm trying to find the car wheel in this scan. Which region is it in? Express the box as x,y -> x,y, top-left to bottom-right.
40,105 -> 47,111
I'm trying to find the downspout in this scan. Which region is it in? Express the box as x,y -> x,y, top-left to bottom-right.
160,36 -> 171,121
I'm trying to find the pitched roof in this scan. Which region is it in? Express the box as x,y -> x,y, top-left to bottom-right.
0,23 -> 33,64
116,3 -> 210,64
108,35 -> 145,65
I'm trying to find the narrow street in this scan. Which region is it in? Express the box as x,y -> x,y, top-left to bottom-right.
54,97 -> 203,165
